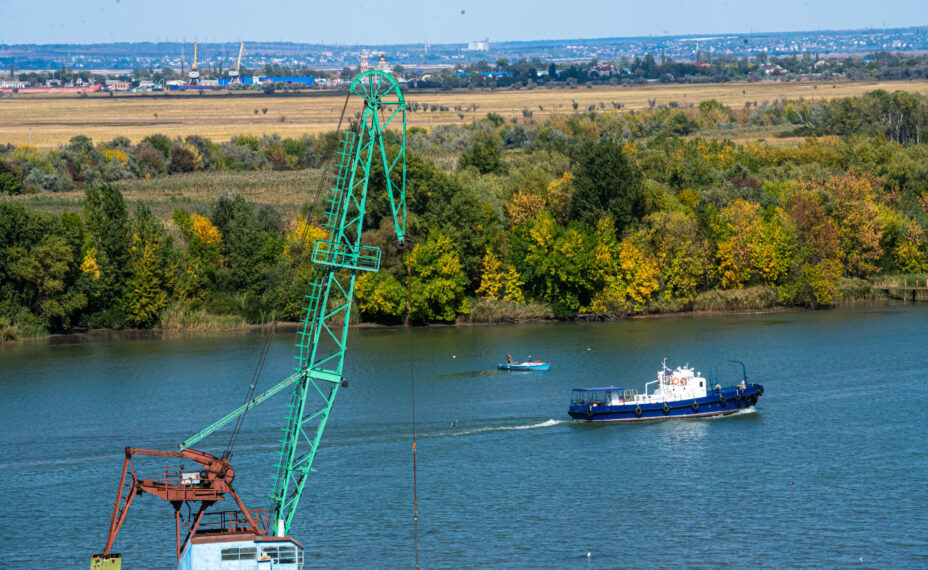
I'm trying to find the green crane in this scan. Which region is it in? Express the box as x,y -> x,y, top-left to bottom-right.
179,70 -> 407,538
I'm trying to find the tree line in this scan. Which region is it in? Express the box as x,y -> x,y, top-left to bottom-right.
3,89 -> 928,340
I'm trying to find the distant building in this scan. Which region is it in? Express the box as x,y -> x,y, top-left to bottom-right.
467,40 -> 490,52
105,79 -> 130,91
376,54 -> 392,74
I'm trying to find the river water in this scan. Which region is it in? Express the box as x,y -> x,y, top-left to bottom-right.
1,304 -> 927,569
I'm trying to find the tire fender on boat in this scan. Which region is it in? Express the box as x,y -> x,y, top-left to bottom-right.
691,401 -> 699,412
586,406 -> 593,418
662,403 -> 670,415
734,391 -> 742,401
634,405 -> 642,418
719,395 -> 727,406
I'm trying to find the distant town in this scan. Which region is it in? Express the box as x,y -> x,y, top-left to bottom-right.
1,25 -> 927,93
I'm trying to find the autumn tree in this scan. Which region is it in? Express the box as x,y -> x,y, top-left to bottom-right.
475,249 -> 525,303
785,191 -> 843,306
407,232 -> 470,322
645,210 -> 708,304
715,199 -> 762,289
814,173 -> 883,277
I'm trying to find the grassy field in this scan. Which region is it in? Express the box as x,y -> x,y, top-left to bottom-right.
2,79 -> 928,148
11,169 -> 325,233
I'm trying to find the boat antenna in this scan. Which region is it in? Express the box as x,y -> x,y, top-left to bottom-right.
728,360 -> 748,383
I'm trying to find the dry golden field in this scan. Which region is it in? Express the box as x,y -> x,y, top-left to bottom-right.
11,169 -> 325,238
2,79 -> 927,148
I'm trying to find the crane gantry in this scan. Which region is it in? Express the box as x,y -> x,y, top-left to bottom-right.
92,70 -> 407,568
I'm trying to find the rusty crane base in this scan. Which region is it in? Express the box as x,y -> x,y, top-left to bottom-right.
91,447 -> 267,565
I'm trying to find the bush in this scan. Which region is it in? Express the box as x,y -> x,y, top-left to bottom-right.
168,144 -> 203,174
142,134 -> 172,158
692,286 -> 777,312
461,298 -> 554,323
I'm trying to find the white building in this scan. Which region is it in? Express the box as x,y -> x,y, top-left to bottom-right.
467,40 -> 490,52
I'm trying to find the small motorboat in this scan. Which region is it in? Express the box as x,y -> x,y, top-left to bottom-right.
568,359 -> 763,422
498,355 -> 550,371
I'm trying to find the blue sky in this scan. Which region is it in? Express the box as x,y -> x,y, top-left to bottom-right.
1,0 -> 926,45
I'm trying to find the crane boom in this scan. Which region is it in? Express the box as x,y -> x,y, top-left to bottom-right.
230,42 -> 244,83
270,70 -> 407,536
188,41 -> 200,84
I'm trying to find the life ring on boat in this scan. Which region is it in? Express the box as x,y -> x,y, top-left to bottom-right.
719,395 -> 727,406
662,403 -> 670,415
691,401 -> 699,412
634,405 -> 643,418
682,378 -> 687,386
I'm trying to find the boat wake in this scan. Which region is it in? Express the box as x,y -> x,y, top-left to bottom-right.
708,407 -> 758,420
443,419 -> 565,437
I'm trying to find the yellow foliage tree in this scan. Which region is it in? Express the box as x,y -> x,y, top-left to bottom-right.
80,247 -> 101,281
893,225 -> 928,273
716,199 -> 762,288
815,172 -> 883,277
588,216 -> 626,314
507,191 -> 546,225
619,233 -> 660,311
476,249 -> 504,299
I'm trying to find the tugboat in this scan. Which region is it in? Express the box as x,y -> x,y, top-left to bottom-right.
498,354 -> 550,371
568,360 -> 763,422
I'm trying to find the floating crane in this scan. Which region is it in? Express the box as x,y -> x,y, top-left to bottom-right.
228,42 -> 244,84
91,70 -> 408,569
188,41 -> 200,85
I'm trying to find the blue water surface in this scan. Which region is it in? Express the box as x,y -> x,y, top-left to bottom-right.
1,304 -> 926,568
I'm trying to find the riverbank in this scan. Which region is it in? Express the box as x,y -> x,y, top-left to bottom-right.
3,283 -> 923,346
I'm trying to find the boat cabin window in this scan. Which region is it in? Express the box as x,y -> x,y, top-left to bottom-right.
220,547 -> 257,561
261,545 -> 301,565
571,389 -> 632,406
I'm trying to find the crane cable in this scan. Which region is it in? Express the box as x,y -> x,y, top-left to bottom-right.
222,88 -> 353,460
406,261 -> 420,569
223,321 -> 276,461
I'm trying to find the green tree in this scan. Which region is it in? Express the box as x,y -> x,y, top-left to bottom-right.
458,131 -> 505,175
510,211 -> 595,314
83,184 -> 132,324
124,205 -> 174,327
5,233 -> 86,331
569,138 -> 646,234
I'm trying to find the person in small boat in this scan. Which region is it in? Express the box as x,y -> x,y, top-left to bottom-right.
506,354 -> 512,364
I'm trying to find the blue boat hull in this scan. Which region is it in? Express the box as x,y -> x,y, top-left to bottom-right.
498,363 -> 550,371
568,384 -> 764,422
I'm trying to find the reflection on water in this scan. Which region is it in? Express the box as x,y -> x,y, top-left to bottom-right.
1,305 -> 928,568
